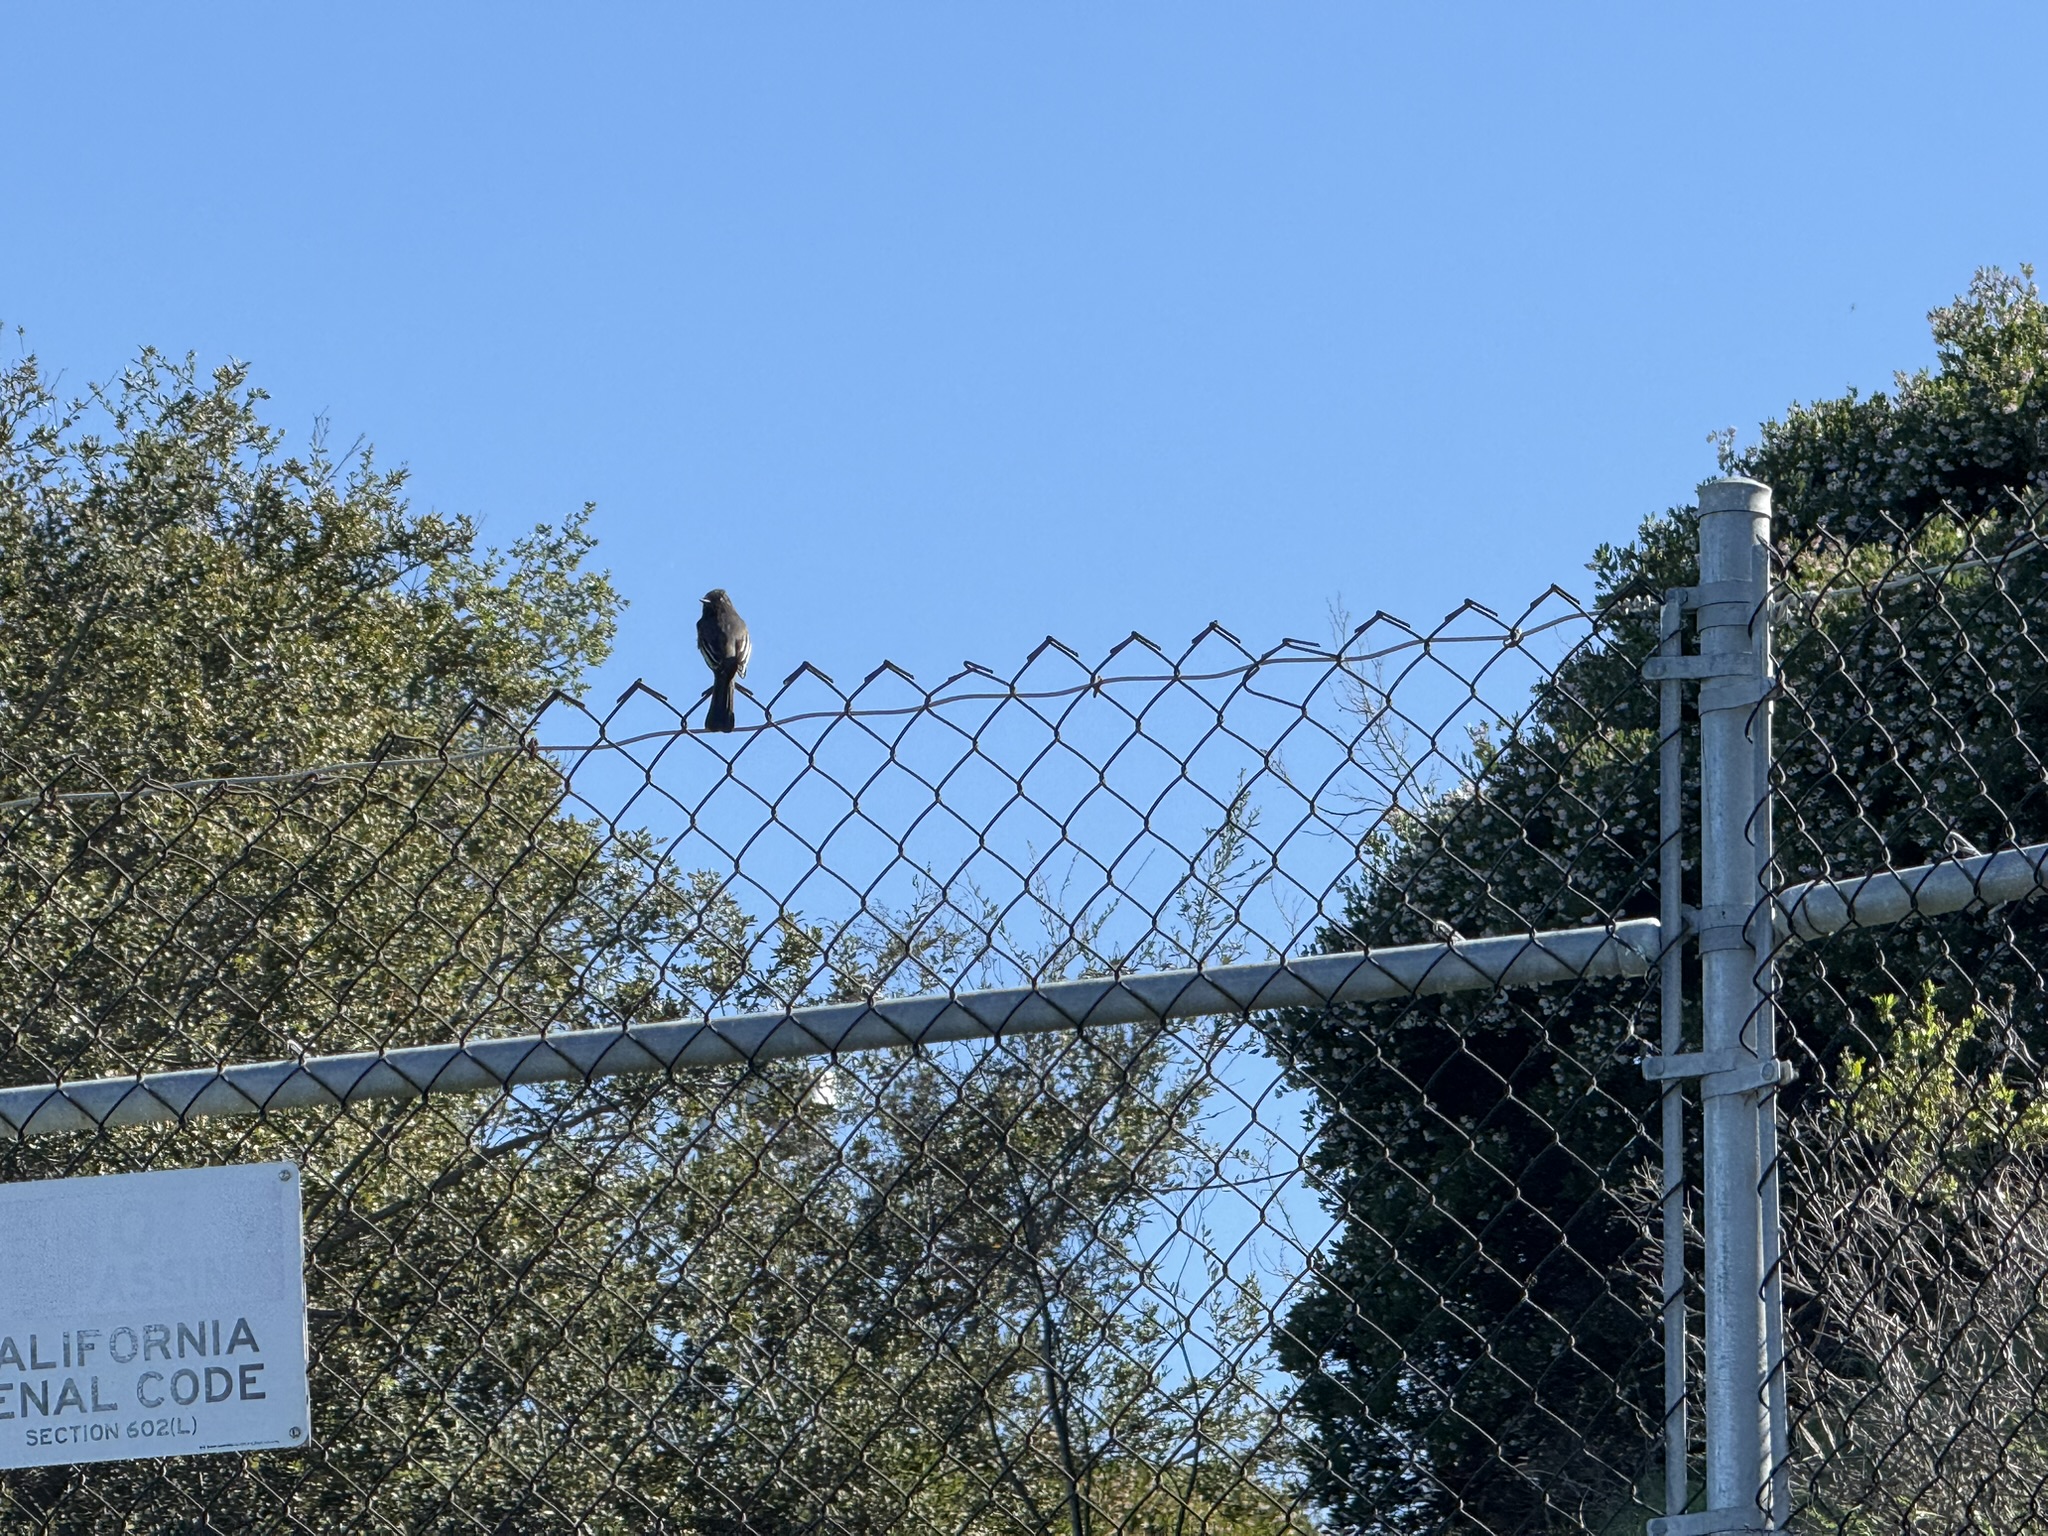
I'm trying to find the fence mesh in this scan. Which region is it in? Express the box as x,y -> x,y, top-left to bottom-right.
5,484 -> 2048,1535
1770,489 -> 2048,1534
0,586 -> 1683,1536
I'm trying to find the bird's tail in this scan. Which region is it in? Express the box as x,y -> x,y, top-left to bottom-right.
705,669 -> 739,733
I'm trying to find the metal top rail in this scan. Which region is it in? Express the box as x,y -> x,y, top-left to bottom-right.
4,840 -> 2041,1142
1,923 -> 1658,1140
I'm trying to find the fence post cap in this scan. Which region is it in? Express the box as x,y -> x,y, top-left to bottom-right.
1698,477 -> 1772,515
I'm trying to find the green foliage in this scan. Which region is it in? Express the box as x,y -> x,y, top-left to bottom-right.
1788,994 -> 2048,1533
1836,986 -> 2048,1204
0,346 -> 614,783
1275,267 -> 2048,1532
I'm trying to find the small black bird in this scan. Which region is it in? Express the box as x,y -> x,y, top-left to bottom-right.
697,589 -> 751,733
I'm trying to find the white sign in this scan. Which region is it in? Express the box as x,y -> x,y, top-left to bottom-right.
0,1162 -> 310,1468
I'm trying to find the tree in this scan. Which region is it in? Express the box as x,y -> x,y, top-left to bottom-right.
0,343 -> 1302,1533
1272,268 -> 2048,1532
0,342 -> 718,1531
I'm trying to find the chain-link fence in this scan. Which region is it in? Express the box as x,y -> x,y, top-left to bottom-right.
3,475 -> 2047,1534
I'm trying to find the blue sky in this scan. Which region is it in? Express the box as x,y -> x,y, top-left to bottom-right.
6,3 -> 2046,703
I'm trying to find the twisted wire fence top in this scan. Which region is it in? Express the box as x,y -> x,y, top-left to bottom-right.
0,587 -> 1615,1070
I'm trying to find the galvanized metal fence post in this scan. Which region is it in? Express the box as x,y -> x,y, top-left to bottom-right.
1696,479 -> 1773,1527
1643,477 -> 1780,1535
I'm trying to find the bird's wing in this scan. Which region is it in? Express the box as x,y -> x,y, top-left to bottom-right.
734,628 -> 752,678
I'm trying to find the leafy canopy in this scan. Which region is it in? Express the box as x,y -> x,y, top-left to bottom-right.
1277,267 -> 2048,1533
